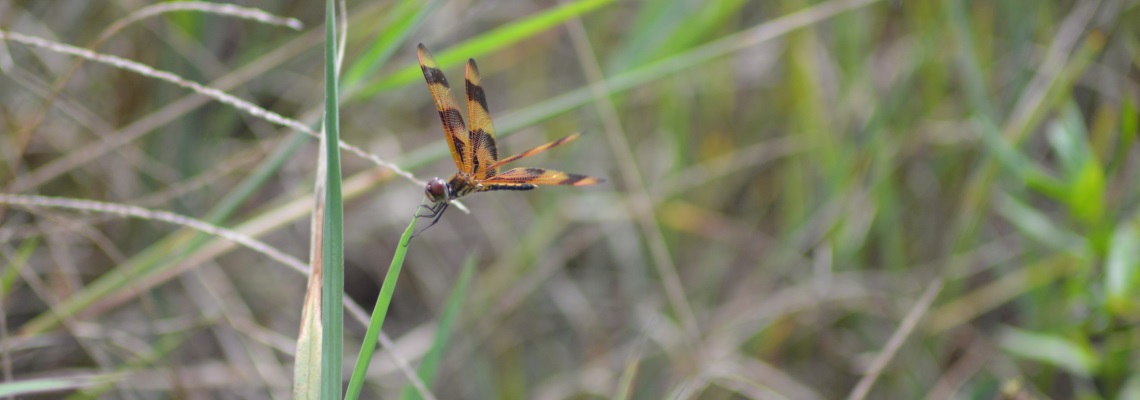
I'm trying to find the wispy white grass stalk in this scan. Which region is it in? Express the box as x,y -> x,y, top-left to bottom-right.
0,192 -> 432,396
0,193 -> 308,275
102,2 -> 303,41
0,30 -> 419,185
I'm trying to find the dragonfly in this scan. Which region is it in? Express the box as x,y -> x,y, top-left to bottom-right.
414,44 -> 603,234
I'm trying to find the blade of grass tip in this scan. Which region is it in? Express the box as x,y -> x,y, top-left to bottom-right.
997,326 -> 1099,377
400,253 -> 477,400
351,0 -> 616,100
320,0 -> 345,398
346,216 -> 418,400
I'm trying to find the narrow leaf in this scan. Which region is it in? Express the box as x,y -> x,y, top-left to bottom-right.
613,357 -> 641,400
345,217 -> 417,400
1105,220 -> 1140,315
1067,158 -> 1105,226
1046,102 -> 1089,178
999,326 -> 1099,377
0,375 -> 118,397
996,194 -> 1085,252
341,0 -> 435,92
352,0 -> 616,99
320,0 -> 345,398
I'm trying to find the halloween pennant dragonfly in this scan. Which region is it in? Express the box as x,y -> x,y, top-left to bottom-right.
414,44 -> 603,233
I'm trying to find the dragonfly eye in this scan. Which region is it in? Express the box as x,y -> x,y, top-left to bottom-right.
425,178 -> 448,202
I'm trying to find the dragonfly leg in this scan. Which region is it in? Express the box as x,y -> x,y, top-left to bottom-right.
412,201 -> 449,237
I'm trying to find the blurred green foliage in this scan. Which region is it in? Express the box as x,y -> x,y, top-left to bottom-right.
1,0 -> 1139,399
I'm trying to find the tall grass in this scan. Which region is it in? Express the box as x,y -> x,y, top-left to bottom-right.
1,1 -> 1139,399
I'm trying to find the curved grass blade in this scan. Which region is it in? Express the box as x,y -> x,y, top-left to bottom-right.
345,217 -> 418,400
998,326 -> 1099,377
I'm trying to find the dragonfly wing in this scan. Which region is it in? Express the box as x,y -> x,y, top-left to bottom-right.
417,44 -> 471,173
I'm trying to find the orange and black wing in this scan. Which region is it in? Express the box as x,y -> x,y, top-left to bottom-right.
487,133 -> 581,171
465,59 -> 501,180
479,167 -> 603,191
417,44 -> 471,173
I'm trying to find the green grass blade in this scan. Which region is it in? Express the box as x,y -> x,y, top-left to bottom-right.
1105,219 -> 1140,315
996,194 -> 1085,253
341,0 -> 436,93
0,375 -> 118,397
651,0 -> 748,60
1046,103 -> 1106,228
351,0 -> 616,100
973,118 -> 1066,199
605,0 -> 682,72
613,357 -> 641,400
944,0 -> 997,121
1,237 -> 37,297
1047,102 -> 1091,179
998,326 -> 1099,377
1121,95 -> 1138,158
346,216 -> 418,400
321,0 -> 345,398
400,253 -> 477,400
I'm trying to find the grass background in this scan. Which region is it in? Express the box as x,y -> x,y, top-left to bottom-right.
3,0 -> 1140,398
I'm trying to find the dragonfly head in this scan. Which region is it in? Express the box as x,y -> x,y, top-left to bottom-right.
425,177 -> 450,203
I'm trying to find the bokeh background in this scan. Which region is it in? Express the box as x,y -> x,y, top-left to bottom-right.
3,0 -> 1140,398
